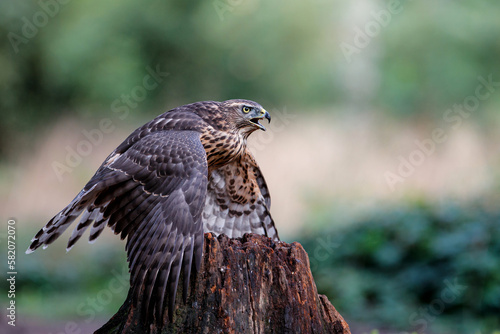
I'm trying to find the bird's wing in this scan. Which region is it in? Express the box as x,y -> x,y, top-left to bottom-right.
203,149 -> 279,241
27,130 -> 208,323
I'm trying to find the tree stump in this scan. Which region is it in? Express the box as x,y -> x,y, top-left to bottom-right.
96,233 -> 350,334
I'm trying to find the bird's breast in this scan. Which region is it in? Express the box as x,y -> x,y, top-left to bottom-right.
200,129 -> 244,170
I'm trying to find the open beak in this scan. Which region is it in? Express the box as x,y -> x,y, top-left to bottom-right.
249,109 -> 271,131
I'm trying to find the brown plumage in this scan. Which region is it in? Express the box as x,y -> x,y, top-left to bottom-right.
26,99 -> 279,327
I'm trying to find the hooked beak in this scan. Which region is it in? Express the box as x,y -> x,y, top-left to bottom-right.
249,109 -> 271,131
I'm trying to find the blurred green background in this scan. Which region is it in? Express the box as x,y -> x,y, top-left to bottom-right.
1,1 -> 500,333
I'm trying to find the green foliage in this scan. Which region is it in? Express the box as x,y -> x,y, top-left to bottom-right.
0,1 -> 335,132
300,202 -> 500,334
3,1 -> 500,138
377,1 -> 500,116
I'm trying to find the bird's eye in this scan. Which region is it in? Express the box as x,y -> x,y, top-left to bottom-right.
242,106 -> 252,113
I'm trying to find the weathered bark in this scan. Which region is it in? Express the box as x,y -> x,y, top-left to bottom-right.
96,233 -> 350,334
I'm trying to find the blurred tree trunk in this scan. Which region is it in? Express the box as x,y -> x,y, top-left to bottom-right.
95,233 -> 350,334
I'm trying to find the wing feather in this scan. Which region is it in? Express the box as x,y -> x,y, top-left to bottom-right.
27,128 -> 208,324
107,131 -> 208,323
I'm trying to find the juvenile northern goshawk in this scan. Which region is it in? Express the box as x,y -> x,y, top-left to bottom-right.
26,99 -> 279,324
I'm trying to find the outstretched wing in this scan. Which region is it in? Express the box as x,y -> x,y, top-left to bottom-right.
202,149 -> 279,241
27,130 -> 208,323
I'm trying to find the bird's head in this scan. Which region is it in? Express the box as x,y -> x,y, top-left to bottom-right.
221,99 -> 271,136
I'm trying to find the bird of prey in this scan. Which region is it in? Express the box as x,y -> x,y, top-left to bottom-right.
26,99 -> 279,325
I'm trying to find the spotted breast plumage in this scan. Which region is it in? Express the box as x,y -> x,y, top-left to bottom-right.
26,99 -> 279,325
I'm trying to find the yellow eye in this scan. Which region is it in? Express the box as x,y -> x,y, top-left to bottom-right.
242,106 -> 252,113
